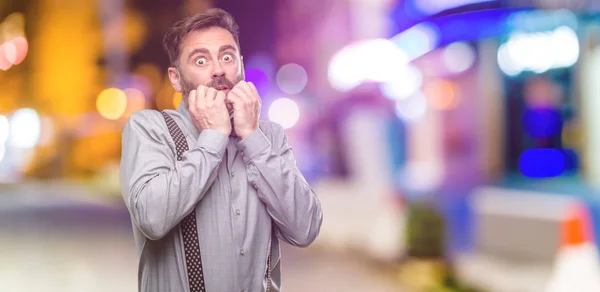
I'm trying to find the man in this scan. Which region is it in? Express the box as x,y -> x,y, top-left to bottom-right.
120,8 -> 323,292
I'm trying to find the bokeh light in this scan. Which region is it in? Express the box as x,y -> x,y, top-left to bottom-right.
0,144 -> 5,163
424,79 -> 460,110
553,26 -> 580,67
0,44 -> 12,71
96,88 -> 127,120
498,26 -> 579,76
442,42 -> 476,74
9,36 -> 28,65
497,43 -> 521,76
246,52 -> 276,79
276,63 -> 308,95
328,39 -> 410,92
0,115 -> 9,145
522,108 -> 563,138
38,116 -> 55,146
328,43 -> 364,91
268,98 -> 300,129
244,67 -> 270,97
395,91 -> 427,122
414,0 -> 494,15
123,88 -> 147,118
379,64 -> 423,100
360,39 -> 410,83
391,22 -> 439,61
519,148 -> 565,178
8,108 -> 41,149
172,92 -> 183,109
3,42 -> 17,64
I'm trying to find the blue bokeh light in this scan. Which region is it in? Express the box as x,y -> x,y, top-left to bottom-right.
519,148 -> 566,178
522,108 -> 563,138
244,67 -> 270,98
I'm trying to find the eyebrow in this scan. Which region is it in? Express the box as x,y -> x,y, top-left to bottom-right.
187,45 -> 238,61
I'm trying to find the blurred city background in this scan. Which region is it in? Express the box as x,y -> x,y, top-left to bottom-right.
2,0 -> 600,291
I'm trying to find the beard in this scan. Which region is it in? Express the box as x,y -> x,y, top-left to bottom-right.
180,73 -> 243,102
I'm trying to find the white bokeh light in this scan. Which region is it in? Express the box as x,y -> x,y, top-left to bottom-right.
358,39 -> 410,83
268,98 -> 300,129
9,108 -> 41,148
328,39 -> 410,92
498,26 -> 579,76
391,23 -> 439,61
328,44 -> 364,91
380,64 -> 423,100
0,115 -> 9,144
442,42 -> 476,73
553,26 -> 580,67
497,43 -> 521,76
394,91 -> 427,122
276,63 -> 308,95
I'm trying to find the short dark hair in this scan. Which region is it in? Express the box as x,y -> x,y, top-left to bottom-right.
163,8 -> 240,66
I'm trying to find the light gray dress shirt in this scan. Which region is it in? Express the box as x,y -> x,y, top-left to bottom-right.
120,102 -> 323,292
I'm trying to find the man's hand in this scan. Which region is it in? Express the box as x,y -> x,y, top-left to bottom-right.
188,85 -> 231,137
227,81 -> 261,139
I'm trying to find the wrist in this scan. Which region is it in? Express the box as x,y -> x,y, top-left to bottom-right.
214,128 -> 231,136
238,127 -> 258,140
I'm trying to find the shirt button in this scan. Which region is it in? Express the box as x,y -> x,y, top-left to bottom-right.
231,172 -> 235,177
239,249 -> 245,255
236,209 -> 241,215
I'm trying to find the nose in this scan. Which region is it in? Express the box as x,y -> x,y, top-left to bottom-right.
212,62 -> 225,78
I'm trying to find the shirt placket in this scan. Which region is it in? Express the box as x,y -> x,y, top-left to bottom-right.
225,143 -> 246,291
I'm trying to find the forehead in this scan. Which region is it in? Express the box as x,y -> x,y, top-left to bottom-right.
180,27 -> 238,54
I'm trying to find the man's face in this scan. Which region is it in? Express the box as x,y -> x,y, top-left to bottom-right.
168,27 -> 244,111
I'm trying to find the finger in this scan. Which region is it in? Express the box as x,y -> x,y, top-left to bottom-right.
226,91 -> 244,109
237,81 -> 254,97
247,81 -> 261,104
188,89 -> 197,110
206,87 -> 218,104
196,86 -> 207,108
231,86 -> 250,102
215,90 -> 226,104
196,85 -> 207,98
247,82 -> 258,96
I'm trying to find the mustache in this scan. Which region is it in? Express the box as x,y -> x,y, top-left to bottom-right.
207,76 -> 235,89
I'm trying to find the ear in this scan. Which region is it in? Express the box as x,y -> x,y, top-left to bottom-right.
240,55 -> 246,80
167,67 -> 182,92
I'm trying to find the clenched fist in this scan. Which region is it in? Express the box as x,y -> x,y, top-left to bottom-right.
227,81 -> 261,139
188,85 -> 231,136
